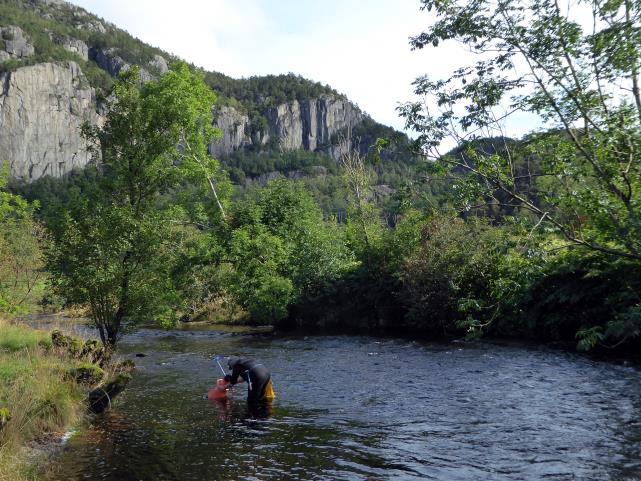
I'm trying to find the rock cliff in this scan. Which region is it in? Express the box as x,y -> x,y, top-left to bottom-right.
0,1 -> 387,181
0,26 -> 34,62
210,94 -> 365,158
0,61 -> 102,180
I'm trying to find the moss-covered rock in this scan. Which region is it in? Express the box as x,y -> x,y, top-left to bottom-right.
80,339 -> 111,366
51,331 -> 111,366
116,359 -> 136,372
0,407 -> 11,429
88,373 -> 132,414
69,363 -> 105,385
51,329 -> 72,349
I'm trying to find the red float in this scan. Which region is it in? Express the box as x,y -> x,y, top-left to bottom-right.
207,378 -> 231,401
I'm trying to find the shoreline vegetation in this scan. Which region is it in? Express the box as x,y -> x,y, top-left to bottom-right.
1,0 -> 641,476
0,0 -> 638,360
0,318 -> 132,481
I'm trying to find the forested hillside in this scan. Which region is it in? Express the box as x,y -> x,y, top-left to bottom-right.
1,0 -> 640,360
0,0 -> 420,213
3,1 -> 641,479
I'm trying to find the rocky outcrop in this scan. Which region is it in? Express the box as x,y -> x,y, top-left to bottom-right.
267,94 -> 364,152
0,26 -> 34,62
209,106 -> 255,157
88,47 -> 161,83
210,94 -> 365,160
0,59 -> 367,181
0,61 -> 102,180
62,38 -> 89,61
75,19 -> 107,34
149,54 -> 169,75
88,47 -> 129,77
40,0 -> 68,5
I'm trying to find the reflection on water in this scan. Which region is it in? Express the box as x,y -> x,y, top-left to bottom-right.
44,327 -> 641,481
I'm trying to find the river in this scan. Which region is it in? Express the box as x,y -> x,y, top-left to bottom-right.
44,327 -> 641,481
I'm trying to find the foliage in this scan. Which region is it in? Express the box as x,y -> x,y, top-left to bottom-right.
0,319 -> 51,352
0,163 -> 44,315
227,179 -> 354,324
400,0 -> 641,262
47,64 -> 226,346
224,149 -> 339,180
4,0 -> 641,356
516,247 -> 641,348
399,216 -> 509,336
204,71 -> 343,114
0,320 -> 110,481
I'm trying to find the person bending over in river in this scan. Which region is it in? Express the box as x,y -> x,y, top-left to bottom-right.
224,356 -> 275,403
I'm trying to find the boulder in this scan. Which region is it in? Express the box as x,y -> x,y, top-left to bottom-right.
80,339 -> 111,366
69,363 -> 105,385
51,329 -> 83,356
51,331 -> 111,365
88,373 -> 131,413
0,26 -> 34,59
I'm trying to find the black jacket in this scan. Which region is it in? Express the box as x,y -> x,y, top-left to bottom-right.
225,358 -> 271,401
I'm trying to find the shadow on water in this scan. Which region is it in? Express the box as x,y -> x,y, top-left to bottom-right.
43,325 -> 641,481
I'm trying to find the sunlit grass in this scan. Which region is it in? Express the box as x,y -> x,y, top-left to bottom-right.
0,321 -> 51,352
0,319 -> 84,481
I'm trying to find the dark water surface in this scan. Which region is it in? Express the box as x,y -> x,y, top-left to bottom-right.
45,328 -> 641,481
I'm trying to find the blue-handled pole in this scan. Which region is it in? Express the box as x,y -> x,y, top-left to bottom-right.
212,356 -> 226,376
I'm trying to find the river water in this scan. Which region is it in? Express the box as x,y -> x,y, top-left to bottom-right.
44,327 -> 641,481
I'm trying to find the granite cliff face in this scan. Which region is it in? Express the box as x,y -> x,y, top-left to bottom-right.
0,1 -> 380,181
209,95 -> 365,159
0,61 -> 102,180
0,26 -> 34,62
0,50 -> 363,181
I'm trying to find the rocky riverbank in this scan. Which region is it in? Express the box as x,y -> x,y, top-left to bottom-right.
0,319 -> 133,481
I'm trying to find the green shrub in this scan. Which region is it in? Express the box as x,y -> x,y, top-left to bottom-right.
399,216 -> 508,336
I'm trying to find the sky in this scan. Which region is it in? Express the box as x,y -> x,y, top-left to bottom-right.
66,0 -> 543,139
66,0 -> 475,133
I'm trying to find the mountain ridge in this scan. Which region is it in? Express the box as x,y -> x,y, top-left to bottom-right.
0,0 -> 410,182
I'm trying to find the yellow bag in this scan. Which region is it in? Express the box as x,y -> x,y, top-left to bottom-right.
264,379 -> 276,401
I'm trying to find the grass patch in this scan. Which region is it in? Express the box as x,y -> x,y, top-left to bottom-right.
0,319 -> 85,481
0,323 -> 51,352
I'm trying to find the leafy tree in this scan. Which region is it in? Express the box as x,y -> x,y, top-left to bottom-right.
48,63 -> 226,346
227,179 -> 354,324
227,223 -> 293,324
340,144 -> 384,255
0,162 -> 44,314
400,0 -> 641,261
400,216 -> 509,336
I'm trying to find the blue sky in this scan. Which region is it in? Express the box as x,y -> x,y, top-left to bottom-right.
68,0 -> 537,137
